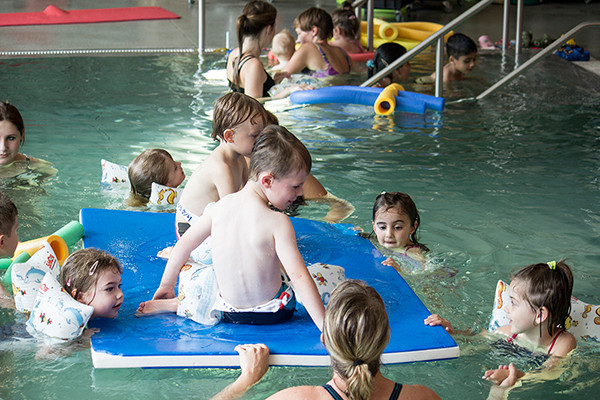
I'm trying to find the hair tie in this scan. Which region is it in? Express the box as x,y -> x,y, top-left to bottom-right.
366,59 -> 375,68
349,15 -> 356,20
353,359 -> 365,367
547,261 -> 557,270
89,260 -> 99,276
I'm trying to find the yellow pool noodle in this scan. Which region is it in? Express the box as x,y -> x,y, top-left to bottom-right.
13,234 -> 69,265
374,83 -> 405,115
373,18 -> 398,41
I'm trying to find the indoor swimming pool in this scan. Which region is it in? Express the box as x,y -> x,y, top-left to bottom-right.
0,50 -> 599,399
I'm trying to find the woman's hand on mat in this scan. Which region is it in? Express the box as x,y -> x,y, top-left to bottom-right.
236,343 -> 270,386
272,70 -> 291,84
424,314 -> 455,334
483,363 -> 524,387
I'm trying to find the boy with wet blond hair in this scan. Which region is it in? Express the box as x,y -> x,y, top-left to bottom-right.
175,92 -> 268,237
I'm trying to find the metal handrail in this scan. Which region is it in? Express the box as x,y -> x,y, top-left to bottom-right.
477,21 -> 600,100
360,0 -> 494,93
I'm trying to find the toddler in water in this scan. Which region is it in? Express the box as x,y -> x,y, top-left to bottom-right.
331,2 -> 364,54
427,261 -> 577,390
60,249 -> 124,320
417,33 -> 477,84
127,149 -> 185,206
270,30 -> 296,71
366,192 -> 428,272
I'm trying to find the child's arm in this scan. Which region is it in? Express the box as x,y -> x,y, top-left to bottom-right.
424,314 -> 456,334
153,213 -> 212,300
274,217 -> 325,331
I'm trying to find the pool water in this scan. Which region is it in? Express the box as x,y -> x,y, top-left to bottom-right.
1,52 -> 599,399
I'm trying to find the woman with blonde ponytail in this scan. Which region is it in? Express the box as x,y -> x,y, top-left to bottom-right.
264,280 -> 441,400
226,0 -> 286,100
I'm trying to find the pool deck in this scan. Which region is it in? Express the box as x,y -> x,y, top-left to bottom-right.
1,0 -> 599,74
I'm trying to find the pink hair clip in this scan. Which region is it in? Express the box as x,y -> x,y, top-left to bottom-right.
66,277 -> 71,287
89,260 -> 99,276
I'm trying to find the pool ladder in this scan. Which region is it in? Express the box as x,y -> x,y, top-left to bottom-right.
358,0 -> 600,101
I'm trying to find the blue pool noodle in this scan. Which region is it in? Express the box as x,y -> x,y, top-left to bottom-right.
289,86 -> 444,114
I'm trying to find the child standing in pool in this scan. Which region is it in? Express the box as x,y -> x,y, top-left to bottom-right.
127,149 -> 186,206
140,125 -> 325,329
426,261 -> 577,389
417,33 -> 477,84
175,92 -> 268,238
366,192 -> 428,272
0,102 -> 56,179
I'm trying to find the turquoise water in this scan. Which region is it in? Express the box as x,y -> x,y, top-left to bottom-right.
1,52 -> 600,399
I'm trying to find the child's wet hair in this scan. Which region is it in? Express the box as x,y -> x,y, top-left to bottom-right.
332,3 -> 360,40
372,192 -> 429,251
446,33 -> 477,59
249,125 -> 311,180
59,248 -> 122,302
0,191 -> 18,236
0,101 -> 25,142
272,29 -> 295,59
294,7 -> 334,41
367,42 -> 407,79
212,92 -> 268,140
512,260 -> 573,337
128,149 -> 175,200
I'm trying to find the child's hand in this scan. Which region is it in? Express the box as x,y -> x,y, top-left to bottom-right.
382,257 -> 401,272
272,70 -> 291,84
424,314 -> 455,334
483,363 -> 524,387
235,344 -> 270,387
152,285 -> 175,300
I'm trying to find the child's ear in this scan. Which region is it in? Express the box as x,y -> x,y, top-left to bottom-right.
0,234 -> 5,248
448,55 -> 457,64
537,306 -> 550,324
311,25 -> 319,38
411,221 -> 418,235
320,332 -> 324,344
260,172 -> 274,188
223,128 -> 235,144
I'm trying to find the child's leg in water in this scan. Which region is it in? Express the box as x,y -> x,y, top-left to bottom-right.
136,298 -> 178,316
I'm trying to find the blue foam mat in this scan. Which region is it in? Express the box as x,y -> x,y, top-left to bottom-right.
80,208 -> 458,368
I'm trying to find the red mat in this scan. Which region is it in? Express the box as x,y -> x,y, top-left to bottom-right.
0,5 -> 180,27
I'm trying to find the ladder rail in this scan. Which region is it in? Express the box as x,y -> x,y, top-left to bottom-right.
476,21 -> 600,100
360,0 -> 494,90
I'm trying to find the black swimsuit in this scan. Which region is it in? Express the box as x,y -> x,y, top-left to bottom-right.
322,382 -> 403,400
228,54 -> 275,98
